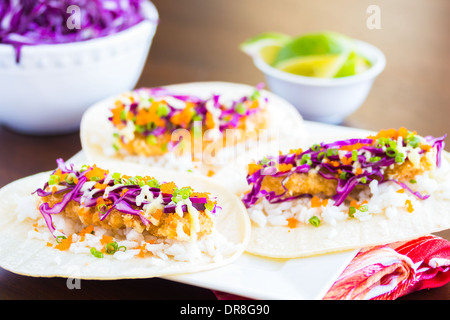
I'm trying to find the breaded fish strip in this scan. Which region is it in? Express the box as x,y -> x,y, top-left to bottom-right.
259,148 -> 435,200
39,193 -> 214,241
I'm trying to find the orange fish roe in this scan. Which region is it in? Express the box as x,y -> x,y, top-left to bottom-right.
100,235 -> 114,246
55,235 -> 73,251
78,225 -> 95,242
396,188 -> 405,193
170,102 -> 195,127
369,127 -> 415,140
160,181 -> 177,194
248,163 -> 262,175
94,182 -> 108,190
278,163 -> 293,172
135,103 -> 165,127
339,142 -> 370,151
152,209 -> 163,221
405,199 -> 414,213
287,217 -> 297,229
288,148 -> 303,155
311,196 -> 328,208
110,102 -> 125,126
205,111 -> 215,129
341,156 -> 353,165
84,165 -> 108,181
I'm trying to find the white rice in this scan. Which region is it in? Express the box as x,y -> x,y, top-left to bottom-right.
247,159 -> 450,229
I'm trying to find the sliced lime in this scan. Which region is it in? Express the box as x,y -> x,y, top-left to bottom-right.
334,51 -> 372,78
240,32 -> 291,64
275,53 -> 350,78
272,31 -> 354,66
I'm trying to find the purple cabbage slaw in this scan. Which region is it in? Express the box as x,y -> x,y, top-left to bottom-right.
242,131 -> 446,208
0,0 -> 154,62
33,158 -> 218,237
109,83 -> 268,144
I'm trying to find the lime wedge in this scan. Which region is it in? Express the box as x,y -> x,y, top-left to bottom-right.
272,31 -> 354,66
240,32 -> 292,64
334,51 -> 372,78
275,53 -> 350,78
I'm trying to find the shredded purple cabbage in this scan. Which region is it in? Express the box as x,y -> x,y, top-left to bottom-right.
0,0 -> 154,62
242,131 -> 446,208
34,158 -> 218,237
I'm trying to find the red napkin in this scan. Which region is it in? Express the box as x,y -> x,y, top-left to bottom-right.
213,235 -> 450,300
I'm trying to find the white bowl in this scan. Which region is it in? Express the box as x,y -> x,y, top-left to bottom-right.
253,40 -> 386,124
0,1 -> 159,135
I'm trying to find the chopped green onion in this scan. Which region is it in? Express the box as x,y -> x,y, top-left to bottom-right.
339,171 -> 347,180
352,150 -> 358,162
48,174 -> 60,185
120,110 -> 127,121
386,147 -> 398,158
235,103 -> 246,115
56,235 -> 67,244
146,178 -> 161,188
317,151 -> 326,161
156,103 -> 170,117
65,173 -> 77,184
360,176 -> 367,184
349,206 -> 356,217
369,156 -> 381,162
104,241 -> 125,255
90,247 -> 104,258
395,153 -> 405,163
300,154 -> 312,165
406,135 -> 420,148
409,179 -> 417,184
359,204 -> 369,212
326,148 -> 338,156
309,216 -> 321,227
259,157 -> 271,166
146,134 -> 157,145
135,124 -> 145,133
311,144 -> 321,152
205,202 -> 215,212
172,187 -> 193,203
112,172 -> 121,180
97,203 -> 108,214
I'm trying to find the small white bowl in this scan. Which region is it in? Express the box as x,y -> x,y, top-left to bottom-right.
0,1 -> 158,135
253,40 -> 386,124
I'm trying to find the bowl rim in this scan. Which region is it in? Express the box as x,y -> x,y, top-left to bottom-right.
0,0 -> 158,54
253,39 -> 386,87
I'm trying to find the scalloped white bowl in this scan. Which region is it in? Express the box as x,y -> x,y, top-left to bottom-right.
253,40 -> 386,124
0,1 -> 158,135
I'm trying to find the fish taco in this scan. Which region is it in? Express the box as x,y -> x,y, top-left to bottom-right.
0,159 -> 250,279
240,128 -> 450,258
80,81 -> 305,176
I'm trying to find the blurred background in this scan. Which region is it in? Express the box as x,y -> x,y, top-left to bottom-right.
141,0 -> 450,136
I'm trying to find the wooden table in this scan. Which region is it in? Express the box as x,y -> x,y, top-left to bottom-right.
0,0 -> 449,300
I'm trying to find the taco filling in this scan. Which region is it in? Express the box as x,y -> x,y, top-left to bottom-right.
108,84 -> 268,158
32,159 -> 230,260
242,128 -> 446,228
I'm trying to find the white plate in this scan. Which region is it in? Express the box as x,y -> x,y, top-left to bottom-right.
69,121 -> 372,300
